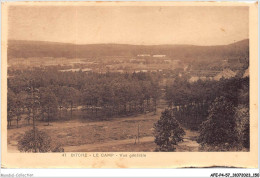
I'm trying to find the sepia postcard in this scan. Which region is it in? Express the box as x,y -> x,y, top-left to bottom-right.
1,1 -> 258,168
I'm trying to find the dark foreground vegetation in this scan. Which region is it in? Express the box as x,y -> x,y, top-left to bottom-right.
153,76 -> 249,151
166,76 -> 249,130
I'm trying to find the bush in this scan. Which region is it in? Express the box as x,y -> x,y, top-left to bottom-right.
18,128 -> 52,152
154,109 -> 185,151
198,96 -> 238,147
18,128 -> 64,152
52,144 -> 65,152
235,105 -> 249,149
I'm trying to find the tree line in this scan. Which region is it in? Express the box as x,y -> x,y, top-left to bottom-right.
7,68 -> 161,128
159,75 -> 249,150
165,76 -> 249,130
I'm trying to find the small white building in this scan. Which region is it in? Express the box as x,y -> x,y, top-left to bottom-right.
137,54 -> 150,57
82,68 -> 93,72
214,69 -> 237,81
153,55 -> 166,58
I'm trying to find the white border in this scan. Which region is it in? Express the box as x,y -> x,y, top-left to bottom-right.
0,0 -> 259,177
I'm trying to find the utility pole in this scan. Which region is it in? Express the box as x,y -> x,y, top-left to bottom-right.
137,124 -> 140,144
32,83 -> 36,152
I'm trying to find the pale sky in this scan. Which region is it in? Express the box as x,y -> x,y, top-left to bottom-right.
8,6 -> 249,45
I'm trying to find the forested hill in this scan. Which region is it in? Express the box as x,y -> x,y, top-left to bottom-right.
8,39 -> 249,61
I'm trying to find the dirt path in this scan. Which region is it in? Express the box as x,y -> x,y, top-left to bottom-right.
64,136 -> 155,152
176,129 -> 200,152
8,121 -> 200,152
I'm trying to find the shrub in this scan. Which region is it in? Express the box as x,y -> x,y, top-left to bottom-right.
18,128 -> 52,152
235,105 -> 249,149
52,144 -> 65,152
154,109 -> 185,151
18,128 -> 64,152
198,96 -> 238,147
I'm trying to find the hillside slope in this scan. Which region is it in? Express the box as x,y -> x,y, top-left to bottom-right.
8,39 -> 249,61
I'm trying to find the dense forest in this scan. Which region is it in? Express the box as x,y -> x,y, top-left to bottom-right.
166,76 -> 249,129
7,69 -> 160,128
8,65 -> 250,151
164,75 -> 249,150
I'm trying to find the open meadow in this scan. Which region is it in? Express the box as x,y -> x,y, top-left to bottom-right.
8,106 -> 202,152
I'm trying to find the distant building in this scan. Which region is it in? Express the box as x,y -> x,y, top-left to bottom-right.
130,58 -> 146,64
243,68 -> 249,78
137,54 -> 150,57
59,68 -> 81,72
214,69 -> 237,81
153,55 -> 166,58
189,76 -> 209,83
135,70 -> 148,73
116,70 -> 124,73
59,68 -> 92,73
82,68 -> 92,72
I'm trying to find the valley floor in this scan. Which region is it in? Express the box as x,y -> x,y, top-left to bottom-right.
7,109 -> 200,152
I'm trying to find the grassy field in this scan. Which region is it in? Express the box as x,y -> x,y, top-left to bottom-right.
8,111 -> 161,152
8,109 -> 248,152
7,102 -> 202,152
